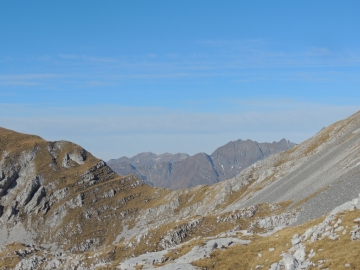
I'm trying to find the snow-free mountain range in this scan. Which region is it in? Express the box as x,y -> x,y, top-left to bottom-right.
1,111 -> 360,269
107,139 -> 296,190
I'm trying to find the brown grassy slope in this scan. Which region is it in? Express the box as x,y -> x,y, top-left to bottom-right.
0,127 -> 44,149
0,127 -> 172,252
192,209 -> 360,270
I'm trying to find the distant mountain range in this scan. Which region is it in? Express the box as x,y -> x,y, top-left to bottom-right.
107,138 -> 296,189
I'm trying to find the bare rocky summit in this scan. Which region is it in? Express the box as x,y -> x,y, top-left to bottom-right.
108,138 -> 295,189
1,110 -> 360,269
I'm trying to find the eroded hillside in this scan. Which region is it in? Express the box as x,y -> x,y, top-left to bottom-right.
0,128 -> 170,254
1,110 -> 360,269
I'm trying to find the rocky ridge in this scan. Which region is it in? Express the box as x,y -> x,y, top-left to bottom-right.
108,139 -> 295,190
5,195 -> 360,269
118,195 -> 360,269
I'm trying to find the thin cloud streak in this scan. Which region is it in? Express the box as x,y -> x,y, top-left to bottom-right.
82,56 -> 118,63
0,74 -> 60,80
0,73 -> 67,87
2,41 -> 360,89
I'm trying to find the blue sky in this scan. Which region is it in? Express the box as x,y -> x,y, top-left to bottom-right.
1,1 -> 360,160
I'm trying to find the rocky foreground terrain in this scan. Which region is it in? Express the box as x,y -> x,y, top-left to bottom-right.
107,139 -> 295,190
1,111 -> 360,269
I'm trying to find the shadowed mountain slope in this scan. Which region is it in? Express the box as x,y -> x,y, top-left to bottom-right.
108,138 -> 296,190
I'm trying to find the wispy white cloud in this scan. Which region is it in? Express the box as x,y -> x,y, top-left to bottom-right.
82,56 -> 118,63
59,54 -> 118,62
0,73 -> 63,86
306,47 -> 332,56
37,55 -> 52,61
197,39 -> 266,49
83,80 -> 119,87
59,54 -> 78,59
0,74 -> 59,80
2,40 -> 360,89
146,53 -> 157,59
0,81 -> 44,86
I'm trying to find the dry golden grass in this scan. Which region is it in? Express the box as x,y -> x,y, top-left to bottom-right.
192,209 -> 360,270
126,217 -> 137,230
273,153 -> 289,168
169,185 -> 219,216
109,202 -> 290,265
192,216 -> 322,269
286,144 -> 300,155
0,243 -> 25,269
303,132 -> 331,157
307,210 -> 360,269
0,127 -> 44,154
152,202 -> 291,268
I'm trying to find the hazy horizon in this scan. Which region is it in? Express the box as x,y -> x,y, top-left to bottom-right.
1,1 -> 360,160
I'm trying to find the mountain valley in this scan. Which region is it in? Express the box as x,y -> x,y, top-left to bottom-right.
1,111 -> 360,269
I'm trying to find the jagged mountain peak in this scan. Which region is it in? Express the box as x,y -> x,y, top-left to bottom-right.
108,138 -> 296,190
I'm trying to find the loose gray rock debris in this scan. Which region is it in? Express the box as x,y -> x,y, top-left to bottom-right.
153,263 -> 197,270
118,237 -> 250,270
270,195 -> 360,270
249,210 -> 299,232
159,218 -> 203,249
11,244 -> 119,270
